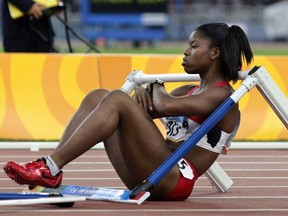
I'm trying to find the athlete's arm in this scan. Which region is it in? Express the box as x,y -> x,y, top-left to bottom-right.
152,84 -> 232,118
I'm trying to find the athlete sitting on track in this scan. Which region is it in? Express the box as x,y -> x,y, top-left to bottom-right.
4,22 -> 253,201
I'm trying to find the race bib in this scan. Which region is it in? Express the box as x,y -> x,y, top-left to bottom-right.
166,119 -> 187,141
177,158 -> 194,180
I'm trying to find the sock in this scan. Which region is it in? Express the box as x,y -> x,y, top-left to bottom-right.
44,156 -> 61,176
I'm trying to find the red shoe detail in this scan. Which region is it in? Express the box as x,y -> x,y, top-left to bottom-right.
3,159 -> 62,188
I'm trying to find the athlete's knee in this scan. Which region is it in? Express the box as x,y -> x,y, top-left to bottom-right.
107,90 -> 130,102
88,89 -> 110,97
97,90 -> 131,111
81,89 -> 109,107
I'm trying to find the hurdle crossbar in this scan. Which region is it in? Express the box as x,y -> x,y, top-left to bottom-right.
121,70 -> 249,94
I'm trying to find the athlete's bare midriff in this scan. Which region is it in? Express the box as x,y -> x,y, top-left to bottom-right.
166,140 -> 219,176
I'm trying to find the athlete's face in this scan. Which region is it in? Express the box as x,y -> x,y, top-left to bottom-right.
182,31 -> 216,75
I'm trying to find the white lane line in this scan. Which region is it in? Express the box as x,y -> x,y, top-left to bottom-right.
225,169 -> 288,171
59,176 -> 288,180
61,168 -> 288,172
195,176 -> 288,180
219,162 -> 288,164
230,185 -> 288,188
0,162 -> 112,165
1,185 -> 288,191
1,161 -> 287,165
0,187 -> 23,190
1,154 -> 288,158
221,155 -> 288,158
63,169 -> 115,172
0,155 -> 108,158
1,176 -> 288,181
1,167 -> 288,172
0,178 -> 120,181
1,209 -> 288,213
189,196 -> 288,199
0,141 -> 287,149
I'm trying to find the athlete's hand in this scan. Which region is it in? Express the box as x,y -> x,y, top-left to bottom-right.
133,85 -> 154,112
28,3 -> 45,19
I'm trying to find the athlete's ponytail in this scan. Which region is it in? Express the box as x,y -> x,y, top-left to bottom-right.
195,23 -> 253,83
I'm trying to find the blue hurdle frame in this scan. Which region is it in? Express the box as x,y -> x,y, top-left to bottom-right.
129,66 -> 260,198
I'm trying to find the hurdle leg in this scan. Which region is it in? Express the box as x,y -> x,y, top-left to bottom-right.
205,162 -> 233,192
206,66 -> 288,192
253,66 -> 288,128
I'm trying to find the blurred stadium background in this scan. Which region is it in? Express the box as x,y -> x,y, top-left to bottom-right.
0,1 -> 287,145
1,0 -> 288,53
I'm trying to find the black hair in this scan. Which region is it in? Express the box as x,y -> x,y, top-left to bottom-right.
195,23 -> 253,83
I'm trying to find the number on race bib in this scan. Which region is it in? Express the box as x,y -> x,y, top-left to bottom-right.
177,159 -> 194,180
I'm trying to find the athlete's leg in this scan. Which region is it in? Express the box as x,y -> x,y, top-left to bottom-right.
55,89 -> 109,151
50,90 -> 179,199
103,132 -> 136,188
104,131 -> 180,200
3,89 -> 112,188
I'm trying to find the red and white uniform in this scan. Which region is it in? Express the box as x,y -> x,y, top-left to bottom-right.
165,81 -> 240,154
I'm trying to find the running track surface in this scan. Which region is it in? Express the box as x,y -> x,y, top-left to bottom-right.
0,148 -> 287,216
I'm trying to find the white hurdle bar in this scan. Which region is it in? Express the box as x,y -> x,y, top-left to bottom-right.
121,70 -> 249,94
120,66 -> 288,192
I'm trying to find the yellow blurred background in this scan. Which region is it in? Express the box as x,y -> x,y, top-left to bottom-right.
0,54 -> 287,141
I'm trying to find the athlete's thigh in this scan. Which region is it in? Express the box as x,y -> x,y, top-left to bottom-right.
104,93 -> 180,196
